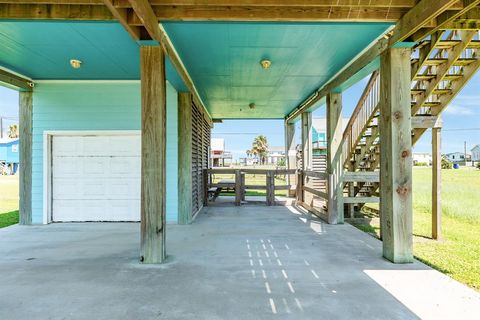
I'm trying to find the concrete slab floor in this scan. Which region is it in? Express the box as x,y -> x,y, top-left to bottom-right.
1,205 -> 479,320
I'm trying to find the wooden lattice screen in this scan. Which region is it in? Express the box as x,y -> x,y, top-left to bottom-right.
191,101 -> 211,215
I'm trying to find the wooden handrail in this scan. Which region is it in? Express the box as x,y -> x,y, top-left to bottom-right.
205,168 -> 296,175
303,170 -> 329,180
343,171 -> 379,183
342,71 -> 381,166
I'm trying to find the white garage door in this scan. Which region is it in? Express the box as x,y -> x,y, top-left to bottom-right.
52,134 -> 141,222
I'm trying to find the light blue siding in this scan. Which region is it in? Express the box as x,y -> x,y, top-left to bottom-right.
0,140 -> 19,163
31,81 -> 179,224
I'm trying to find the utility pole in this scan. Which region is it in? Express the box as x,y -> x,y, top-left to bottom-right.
0,117 -> 3,139
464,141 -> 467,165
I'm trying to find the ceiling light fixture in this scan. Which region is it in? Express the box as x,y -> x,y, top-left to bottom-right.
260,59 -> 272,70
70,59 -> 82,69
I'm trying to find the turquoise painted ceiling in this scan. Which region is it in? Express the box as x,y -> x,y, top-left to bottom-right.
163,22 -> 391,119
0,21 -> 186,90
0,21 -> 392,119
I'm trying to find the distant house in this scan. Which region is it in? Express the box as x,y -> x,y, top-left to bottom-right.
311,118 -> 349,155
445,152 -> 471,163
412,153 -> 432,165
471,145 -> 480,162
0,138 -> 19,175
211,138 -> 232,167
267,146 -> 285,165
240,157 -> 257,166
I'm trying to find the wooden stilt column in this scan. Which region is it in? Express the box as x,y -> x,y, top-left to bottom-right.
301,112 -> 312,205
19,91 -> 32,225
140,45 -> 167,264
178,92 -> 193,224
432,127 -> 442,240
326,92 -> 344,224
285,121 -> 296,197
379,47 -> 413,263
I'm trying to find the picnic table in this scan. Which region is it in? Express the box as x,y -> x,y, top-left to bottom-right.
208,179 -> 235,201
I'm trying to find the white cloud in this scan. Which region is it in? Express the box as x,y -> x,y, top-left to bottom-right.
444,104 -> 475,115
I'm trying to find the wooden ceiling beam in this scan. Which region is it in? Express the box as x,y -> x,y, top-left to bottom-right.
0,68 -> 33,91
389,0 -> 459,44
2,0 -> 415,8
410,0 -> 480,41
144,6 -> 406,22
127,0 -> 162,39
115,0 -> 416,8
286,0 -> 460,122
0,0 -> 103,4
0,3 -> 114,20
126,0 -> 211,123
102,0 -> 143,40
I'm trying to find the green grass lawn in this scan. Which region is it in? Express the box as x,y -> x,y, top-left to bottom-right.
356,166 -> 480,291
0,175 -> 19,228
212,165 -> 288,197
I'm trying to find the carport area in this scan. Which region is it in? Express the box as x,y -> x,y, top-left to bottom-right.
1,205 -> 479,320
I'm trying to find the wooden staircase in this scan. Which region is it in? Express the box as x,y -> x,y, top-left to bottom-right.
343,30 -> 480,211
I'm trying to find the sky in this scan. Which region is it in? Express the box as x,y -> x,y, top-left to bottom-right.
1,72 -> 479,156
0,86 -> 19,138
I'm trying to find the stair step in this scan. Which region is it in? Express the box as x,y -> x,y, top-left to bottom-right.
413,73 -> 463,82
434,40 -> 461,49
433,88 -> 452,95
454,58 -> 477,66
411,88 -> 426,94
422,101 -> 441,106
433,40 -> 480,50
444,74 -> 463,81
423,58 -> 448,66
414,74 -> 436,81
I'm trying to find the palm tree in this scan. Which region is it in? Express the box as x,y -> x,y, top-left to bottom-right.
7,124 -> 18,138
251,135 -> 269,165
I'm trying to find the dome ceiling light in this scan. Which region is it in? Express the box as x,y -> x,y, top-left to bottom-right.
70,59 -> 82,69
260,59 -> 272,70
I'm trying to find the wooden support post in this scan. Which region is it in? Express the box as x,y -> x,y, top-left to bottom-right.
19,91 -> 32,225
178,92 -> 193,224
266,172 -> 275,206
241,173 -> 246,201
285,121 -> 296,197
296,171 -> 304,203
379,47 -> 413,263
140,45 -> 166,264
203,169 -> 209,207
432,127 -> 442,240
326,92 -> 344,224
301,112 -> 312,205
348,182 -> 355,219
235,169 -> 242,206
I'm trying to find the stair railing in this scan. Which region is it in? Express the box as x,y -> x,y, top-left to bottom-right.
342,70 -> 381,167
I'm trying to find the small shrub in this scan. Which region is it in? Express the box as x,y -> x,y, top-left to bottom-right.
476,162 -> 480,170
415,162 -> 428,167
442,156 -> 453,169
